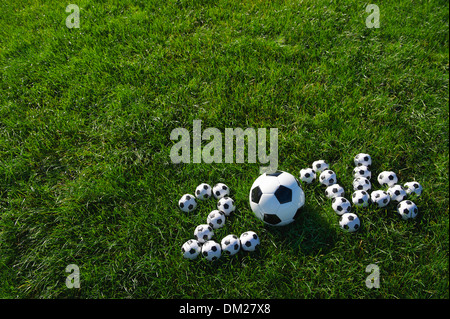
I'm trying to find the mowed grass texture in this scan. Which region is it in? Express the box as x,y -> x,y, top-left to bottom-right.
0,0 -> 448,299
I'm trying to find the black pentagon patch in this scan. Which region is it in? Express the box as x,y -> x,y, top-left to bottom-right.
274,185 -> 292,204
251,186 -> 263,204
189,248 -> 196,254
266,170 -> 283,177
263,213 -> 282,225
293,207 -> 302,220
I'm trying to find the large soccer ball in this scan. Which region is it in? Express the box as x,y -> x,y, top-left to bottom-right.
249,170 -> 305,226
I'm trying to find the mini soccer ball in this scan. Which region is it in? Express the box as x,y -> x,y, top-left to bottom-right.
221,234 -> 241,256
397,200 -> 418,220
387,184 -> 407,202
352,177 -> 371,191
240,231 -> 260,252
207,210 -> 226,229
352,190 -> 370,207
312,160 -> 329,173
319,170 -> 337,186
370,190 -> 390,208
299,168 -> 316,184
213,183 -> 230,199
195,183 -> 212,200
249,170 -> 305,226
201,240 -> 221,261
353,165 -> 371,180
178,194 -> 197,212
332,196 -> 352,215
354,153 -> 372,167
325,184 -> 345,199
194,224 -> 214,243
377,171 -> 398,187
181,239 -> 202,260
217,196 -> 235,216
404,182 -> 423,197
339,213 -> 361,232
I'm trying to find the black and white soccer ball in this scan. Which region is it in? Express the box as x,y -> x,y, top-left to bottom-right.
195,183 -> 212,200
397,200 -> 418,220
221,234 -> 241,256
201,240 -> 221,261
312,160 -> 329,173
217,196 -> 235,216
352,190 -> 370,207
240,231 -> 260,252
331,196 -> 352,215
339,213 -> 361,232
299,168 -> 316,184
181,239 -> 202,260
194,224 -> 214,243
370,190 -> 390,208
319,169 -> 337,186
249,170 -> 305,226
387,184 -> 407,202
213,183 -> 230,199
377,171 -> 398,187
404,182 -> 423,197
207,210 -> 226,229
352,177 -> 371,192
178,194 -> 197,212
353,165 -> 371,180
325,184 -> 345,199
354,153 -> 372,167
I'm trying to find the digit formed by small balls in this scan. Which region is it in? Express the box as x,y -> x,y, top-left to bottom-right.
195,183 -> 212,200
312,160 -> 329,173
354,153 -> 372,167
352,177 -> 371,192
404,182 -> 423,197
213,183 -> 230,199
325,184 -> 345,199
352,190 -> 370,207
377,171 -> 398,187
332,196 -> 352,215
353,165 -> 371,180
207,210 -> 226,229
299,168 -> 316,184
181,239 -> 202,260
221,234 -> 241,256
217,196 -> 235,216
194,224 -> 214,243
319,169 -> 337,186
370,190 -> 390,208
201,240 -> 221,261
178,194 -> 197,212
387,184 -> 407,203
397,200 -> 418,220
240,231 -> 260,252
339,213 -> 361,232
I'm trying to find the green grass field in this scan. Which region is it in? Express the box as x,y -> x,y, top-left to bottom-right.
0,0 -> 448,299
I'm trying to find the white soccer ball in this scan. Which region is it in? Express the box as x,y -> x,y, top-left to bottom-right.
331,196 -> 352,215
217,196 -> 235,216
312,160 -> 329,173
194,224 -> 214,243
195,183 -> 212,200
178,194 -> 197,212
221,234 -> 241,256
354,153 -> 372,167
352,190 -> 370,207
404,182 -> 423,197
181,239 -> 202,260
370,190 -> 390,208
325,184 -> 345,199
352,177 -> 371,192
397,200 -> 419,220
319,169 -> 337,186
201,240 -> 221,261
387,184 -> 407,202
213,183 -> 230,199
207,210 -> 226,229
249,170 -> 305,226
240,231 -> 260,252
339,213 -> 361,232
299,168 -> 316,184
353,165 -> 371,180
377,171 -> 398,187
